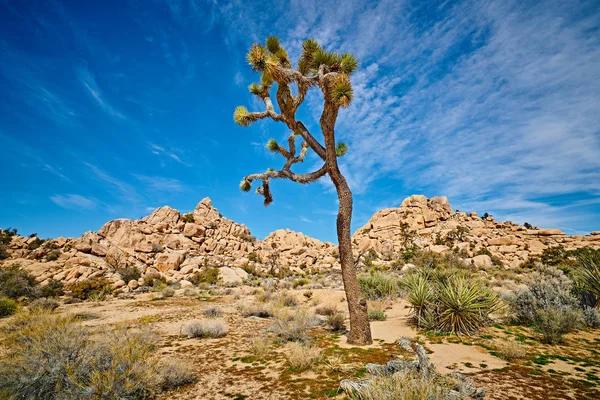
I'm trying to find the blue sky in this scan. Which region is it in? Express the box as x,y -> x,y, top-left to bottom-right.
1,0 -> 599,242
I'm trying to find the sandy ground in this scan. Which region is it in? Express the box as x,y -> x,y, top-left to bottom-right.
3,286 -> 599,400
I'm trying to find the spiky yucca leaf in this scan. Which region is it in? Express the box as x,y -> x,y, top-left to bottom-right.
266,139 -> 279,152
437,276 -> 500,335
335,142 -> 348,157
401,272 -> 434,325
578,253 -> 600,306
239,180 -> 251,192
247,43 -> 268,72
248,83 -> 261,95
302,38 -> 320,54
340,53 -> 358,74
266,36 -> 280,53
233,106 -> 251,127
261,72 -> 273,88
332,74 -> 353,108
311,48 -> 339,70
274,47 -> 291,68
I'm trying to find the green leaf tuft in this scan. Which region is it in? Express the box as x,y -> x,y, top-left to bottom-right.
246,43 -> 268,72
336,142 -> 348,157
233,106 -> 251,127
261,72 -> 274,88
248,83 -> 261,95
239,179 -> 251,192
266,36 -> 280,53
332,75 -> 353,108
340,53 -> 358,74
266,139 -> 279,152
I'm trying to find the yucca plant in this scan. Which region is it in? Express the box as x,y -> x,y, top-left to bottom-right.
400,272 -> 434,326
437,276 -> 501,335
577,253 -> 600,307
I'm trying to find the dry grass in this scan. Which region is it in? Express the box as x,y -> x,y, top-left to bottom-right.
248,336 -> 272,358
270,307 -> 319,342
202,306 -> 223,319
183,320 -> 228,338
327,311 -> 346,332
324,354 -> 354,373
495,339 -> 527,361
283,342 -> 322,372
345,372 -> 451,400
238,302 -> 273,318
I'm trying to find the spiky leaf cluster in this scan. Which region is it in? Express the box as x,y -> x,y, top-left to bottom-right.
336,142 -> 348,157
247,44 -> 268,72
266,36 -> 280,53
233,106 -> 251,127
248,83 -> 261,95
340,53 -> 358,74
261,72 -> 273,88
240,179 -> 251,192
266,139 -> 279,152
332,74 -> 353,108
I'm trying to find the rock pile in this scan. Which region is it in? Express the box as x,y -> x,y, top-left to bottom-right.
2,194 -> 599,289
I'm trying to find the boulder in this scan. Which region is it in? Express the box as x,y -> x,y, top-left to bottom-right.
472,255 -> 492,267
219,267 -> 242,286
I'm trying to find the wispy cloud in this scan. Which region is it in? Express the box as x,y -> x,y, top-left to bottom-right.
135,175 -> 186,192
78,66 -> 127,121
84,162 -> 140,202
299,216 -> 314,223
212,0 -> 600,231
50,194 -> 97,210
148,143 -> 190,166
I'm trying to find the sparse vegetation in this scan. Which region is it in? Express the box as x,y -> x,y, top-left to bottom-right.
270,308 -> 319,342
358,271 -> 401,300
248,336 -> 271,358
0,297 -> 18,317
327,310 -> 346,331
495,339 -> 527,361
0,263 -> 39,299
283,342 -> 321,372
68,278 -> 113,300
28,297 -> 59,311
0,313 -> 193,399
203,306 -> 223,319
117,265 -> 142,283
190,267 -> 220,286
345,371 -> 452,400
181,213 -> 195,223
368,309 -> 387,321
183,320 -> 228,338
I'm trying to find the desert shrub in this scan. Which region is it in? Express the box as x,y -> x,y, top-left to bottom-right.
190,267 -> 220,286
0,263 -> 40,299
400,269 -> 501,335
582,307 -> 600,328
316,304 -> 338,316
239,302 -> 273,318
411,251 -> 468,270
0,297 -> 18,317
117,265 -> 142,283
161,287 -> 176,298
45,250 -> 61,261
248,336 -> 271,358
541,245 -> 569,266
27,236 -> 45,250
248,252 -> 262,263
537,307 -> 582,344
157,360 -> 196,390
144,273 -> 167,290
327,311 -> 346,331
293,278 -> 309,288
476,248 -> 503,266
28,297 -> 59,311
270,308 -> 319,342
273,291 -> 298,307
283,342 -> 321,372
181,213 -> 195,223
68,278 -> 113,300
0,244 -> 9,260
344,371 -> 452,400
368,309 -> 386,321
203,306 -> 223,319
303,290 -> 313,299
495,339 -> 527,361
358,271 -> 400,300
183,320 -> 228,338
0,313 -> 192,399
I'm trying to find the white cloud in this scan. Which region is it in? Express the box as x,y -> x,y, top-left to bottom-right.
50,194 -> 97,210
78,66 -> 127,121
148,143 -> 190,166
135,175 -> 186,192
212,0 -> 600,232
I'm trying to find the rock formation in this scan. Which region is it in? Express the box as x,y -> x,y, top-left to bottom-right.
2,195 -> 599,289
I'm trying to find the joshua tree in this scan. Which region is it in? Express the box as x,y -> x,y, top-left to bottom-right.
233,36 -> 372,344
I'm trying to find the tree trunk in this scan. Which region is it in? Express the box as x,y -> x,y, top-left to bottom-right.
321,102 -> 373,345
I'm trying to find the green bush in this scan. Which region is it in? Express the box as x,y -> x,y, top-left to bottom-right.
27,237 -> 45,250
190,267 -> 220,286
144,273 -> 167,290
0,297 -> 18,317
45,250 -> 61,261
582,307 -> 600,328
40,279 -> 64,298
293,278 -> 309,288
0,263 -> 39,299
68,278 -> 113,300
400,269 -> 501,335
410,251 -> 468,270
0,228 -> 18,258
576,251 -> 600,306
0,314 -> 195,399
537,307 -> 582,344
117,265 -> 142,283
358,272 -> 400,300
368,310 -> 386,321
28,297 -> 59,311
181,213 -> 195,223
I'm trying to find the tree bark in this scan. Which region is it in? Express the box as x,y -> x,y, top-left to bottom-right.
321,102 -> 373,345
